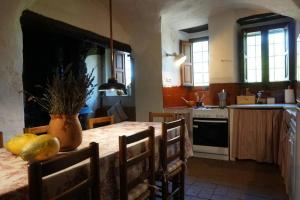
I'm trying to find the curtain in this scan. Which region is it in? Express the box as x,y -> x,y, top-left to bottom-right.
232,109 -> 283,163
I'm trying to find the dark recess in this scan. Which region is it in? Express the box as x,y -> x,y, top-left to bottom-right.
180,24 -> 208,33
21,10 -> 132,127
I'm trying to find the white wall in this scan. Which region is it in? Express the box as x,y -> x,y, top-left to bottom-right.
0,0 -> 164,140
111,2 -> 164,120
208,10 -> 239,83
160,9 -> 267,86
189,30 -> 209,40
85,55 -> 101,112
29,0 -> 130,44
0,0 -> 132,141
0,0 -> 32,141
131,26 -> 164,120
31,0 -> 163,121
161,19 -> 188,86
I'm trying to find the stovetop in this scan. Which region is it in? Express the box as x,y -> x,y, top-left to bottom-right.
193,106 -> 228,119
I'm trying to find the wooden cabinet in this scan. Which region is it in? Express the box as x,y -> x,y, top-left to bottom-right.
289,115 -> 296,200
180,41 -> 193,86
295,108 -> 300,200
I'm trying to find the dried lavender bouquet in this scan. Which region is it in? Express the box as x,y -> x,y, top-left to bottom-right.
34,66 -> 96,115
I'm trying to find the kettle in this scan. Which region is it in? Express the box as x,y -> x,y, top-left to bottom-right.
218,89 -> 227,108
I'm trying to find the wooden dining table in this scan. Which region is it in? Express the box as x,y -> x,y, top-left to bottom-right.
0,121 -> 193,200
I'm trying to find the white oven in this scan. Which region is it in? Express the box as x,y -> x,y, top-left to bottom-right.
192,107 -> 229,160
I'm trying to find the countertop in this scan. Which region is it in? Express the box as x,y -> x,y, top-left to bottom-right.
165,104 -> 297,110
228,104 -> 297,109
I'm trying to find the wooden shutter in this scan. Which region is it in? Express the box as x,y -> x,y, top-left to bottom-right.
180,40 -> 193,86
114,51 -> 126,85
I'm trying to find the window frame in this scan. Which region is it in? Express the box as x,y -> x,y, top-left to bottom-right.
239,21 -> 295,85
189,36 -> 209,87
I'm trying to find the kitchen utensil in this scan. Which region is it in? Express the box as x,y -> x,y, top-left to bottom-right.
181,97 -> 196,107
218,89 -> 227,108
236,96 -> 256,104
267,97 -> 275,104
284,88 -> 295,104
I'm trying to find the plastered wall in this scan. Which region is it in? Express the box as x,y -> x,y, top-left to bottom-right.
31,0 -> 164,121
208,10 -> 239,83
161,9 -> 267,86
131,28 -> 164,120
0,0 -> 132,141
0,0 -> 164,140
0,0 -> 30,141
85,55 -> 101,112
161,19 -> 188,86
29,0 -> 130,45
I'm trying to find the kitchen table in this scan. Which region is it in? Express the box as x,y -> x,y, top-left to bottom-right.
0,121 -> 193,200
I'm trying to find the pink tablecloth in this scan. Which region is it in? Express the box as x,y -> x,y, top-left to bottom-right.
0,121 -> 193,200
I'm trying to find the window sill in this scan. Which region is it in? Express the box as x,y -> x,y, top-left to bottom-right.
182,85 -> 209,91
241,80 -> 295,89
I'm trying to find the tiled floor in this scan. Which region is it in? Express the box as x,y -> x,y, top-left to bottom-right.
185,157 -> 288,200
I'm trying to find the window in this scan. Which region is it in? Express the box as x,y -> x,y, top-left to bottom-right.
268,28 -> 288,82
106,51 -> 132,96
242,23 -> 293,83
125,53 -> 132,87
180,37 -> 209,87
192,39 -> 209,86
244,32 -> 262,82
297,35 -> 300,81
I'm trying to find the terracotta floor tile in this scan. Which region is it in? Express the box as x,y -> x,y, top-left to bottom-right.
185,157 -> 288,200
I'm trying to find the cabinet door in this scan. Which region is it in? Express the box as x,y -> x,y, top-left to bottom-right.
180,40 -> 193,86
114,51 -> 126,85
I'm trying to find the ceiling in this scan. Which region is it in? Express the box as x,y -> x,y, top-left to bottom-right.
161,0 -> 300,30
108,0 -> 300,31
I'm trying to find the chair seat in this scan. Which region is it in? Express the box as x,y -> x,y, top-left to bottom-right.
167,160 -> 184,173
128,181 -> 149,200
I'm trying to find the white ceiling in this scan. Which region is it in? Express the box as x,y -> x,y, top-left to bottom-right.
109,0 -> 300,31
161,0 -> 300,30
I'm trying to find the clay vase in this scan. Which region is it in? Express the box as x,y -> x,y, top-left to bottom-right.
47,114 -> 82,151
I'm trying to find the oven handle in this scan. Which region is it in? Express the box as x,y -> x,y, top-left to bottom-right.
194,119 -> 227,123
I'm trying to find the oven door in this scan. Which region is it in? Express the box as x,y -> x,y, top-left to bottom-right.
193,118 -> 228,148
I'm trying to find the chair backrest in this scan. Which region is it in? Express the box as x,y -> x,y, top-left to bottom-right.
87,116 -> 114,129
24,125 -> 48,135
161,119 -> 185,171
175,112 -> 191,134
0,131 -> 3,148
119,127 -> 155,200
28,142 -> 100,200
149,112 -> 176,122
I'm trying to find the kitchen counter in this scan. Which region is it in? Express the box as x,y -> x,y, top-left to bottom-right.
164,106 -> 193,109
228,104 -> 297,110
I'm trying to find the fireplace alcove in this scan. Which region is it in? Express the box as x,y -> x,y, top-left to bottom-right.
21,10 -> 132,128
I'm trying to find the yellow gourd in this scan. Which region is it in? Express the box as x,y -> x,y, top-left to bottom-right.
4,134 -> 38,155
20,134 -> 60,162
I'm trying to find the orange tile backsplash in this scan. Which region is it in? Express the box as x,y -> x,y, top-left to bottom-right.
163,82 -> 295,108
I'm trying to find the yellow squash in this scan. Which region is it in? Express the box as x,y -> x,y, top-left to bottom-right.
20,134 -> 60,162
4,134 -> 38,155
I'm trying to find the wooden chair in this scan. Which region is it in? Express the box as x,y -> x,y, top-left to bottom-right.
119,127 -> 155,200
149,112 -> 176,122
0,131 -> 3,148
158,119 -> 185,200
28,142 -> 100,200
24,125 -> 48,135
87,116 -> 114,129
175,112 -> 191,134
